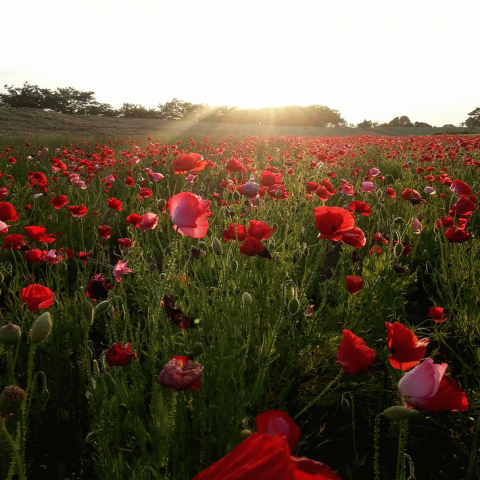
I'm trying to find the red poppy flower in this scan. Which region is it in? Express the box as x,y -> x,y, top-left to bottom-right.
346,276 -> 364,294
428,306 -> 448,323
336,329 -> 376,374
125,176 -> 135,186
23,226 -> 55,244
173,153 -> 208,174
0,202 -> 20,222
157,356 -> 203,391
384,187 -> 396,198
50,195 -> 68,209
450,179 -> 472,197
223,223 -> 248,242
348,200 -> 372,216
315,186 -> 330,202
314,206 -> 355,241
140,213 -> 158,232
340,227 -> 366,248
98,225 -> 113,239
445,226 -> 470,243
2,234 -> 24,249
400,188 -> 421,201
126,213 -> 143,227
85,274 -> 114,301
305,182 -> 319,193
261,171 -> 281,187
255,410 -> 301,453
25,248 -> 45,264
21,284 -> 54,312
107,198 -> 122,211
138,188 -> 153,199
320,179 -> 336,196
226,158 -> 247,173
239,236 -> 264,256
385,322 -> 429,371
68,205 -> 88,218
168,192 -> 211,239
105,341 -> 137,366
398,358 -> 469,413
247,220 -> 276,240
450,195 -> 476,217
118,238 -> 135,248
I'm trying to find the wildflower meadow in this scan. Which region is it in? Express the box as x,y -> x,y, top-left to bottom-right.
0,131 -> 479,479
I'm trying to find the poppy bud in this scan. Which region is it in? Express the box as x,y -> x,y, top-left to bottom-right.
230,260 -> 238,272
407,161 -> 413,168
158,198 -> 166,210
240,429 -> 253,439
0,324 -> 21,346
94,300 -> 111,317
382,406 -> 419,420
81,301 -> 94,325
242,292 -> 253,305
275,190 -> 283,199
212,237 -> 223,255
30,312 -> 52,344
288,298 -> 299,315
0,386 -> 25,417
417,210 -> 424,221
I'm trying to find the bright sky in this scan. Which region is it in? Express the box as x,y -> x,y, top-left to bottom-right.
2,0 -> 479,127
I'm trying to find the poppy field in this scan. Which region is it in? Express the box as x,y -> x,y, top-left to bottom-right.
0,131 -> 480,479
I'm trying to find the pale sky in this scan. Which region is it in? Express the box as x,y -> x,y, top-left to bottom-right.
1,0 -> 479,127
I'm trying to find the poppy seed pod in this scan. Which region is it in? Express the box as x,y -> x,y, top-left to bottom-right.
30,312 -> 52,344
0,324 -> 21,345
242,292 -> 253,305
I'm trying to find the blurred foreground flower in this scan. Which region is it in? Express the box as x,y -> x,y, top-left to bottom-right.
398,358 -> 469,413
105,342 -> 137,366
157,356 -> 203,391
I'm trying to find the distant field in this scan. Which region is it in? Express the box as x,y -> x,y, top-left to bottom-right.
1,107 -> 478,139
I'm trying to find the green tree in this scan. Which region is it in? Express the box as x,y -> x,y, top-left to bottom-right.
413,121 -> 432,127
356,119 -> 379,128
465,108 -> 480,128
388,116 -> 413,127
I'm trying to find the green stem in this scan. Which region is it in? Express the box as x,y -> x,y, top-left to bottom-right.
0,417 -> 26,480
6,348 -> 16,386
295,369 -> 344,420
374,414 -> 381,480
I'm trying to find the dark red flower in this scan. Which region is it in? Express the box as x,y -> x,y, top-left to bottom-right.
346,276 -> 364,294
162,294 -> 195,329
137,188 -> 153,199
336,329 -> 376,374
384,187 -> 396,198
50,195 -> 68,209
445,226 -> 470,243
261,171 -> 281,187
386,322 -> 429,371
118,238 -> 135,248
85,274 -> 114,301
105,341 -> 137,366
340,227 -> 366,248
21,284 -> 54,312
98,225 -> 112,239
450,179 -> 472,196
157,356 -> 203,391
107,197 -> 123,211
24,248 -> 45,264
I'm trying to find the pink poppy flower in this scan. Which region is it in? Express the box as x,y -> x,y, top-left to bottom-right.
157,356 -> 203,391
398,358 -> 469,413
361,181 -> 375,193
113,260 -> 133,282
168,192 -> 211,239
140,213 -> 158,232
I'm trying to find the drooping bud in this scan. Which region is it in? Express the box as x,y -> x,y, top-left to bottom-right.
81,301 -> 94,325
158,198 -> 167,210
0,324 -> 21,346
288,298 -> 299,315
212,237 -> 223,256
30,312 -> 52,344
94,300 -> 111,317
382,406 -> 419,420
0,385 -> 25,417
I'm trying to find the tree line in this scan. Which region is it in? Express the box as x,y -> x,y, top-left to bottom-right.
1,82 -> 479,128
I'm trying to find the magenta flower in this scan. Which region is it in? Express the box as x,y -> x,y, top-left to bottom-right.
140,213 -> 158,232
